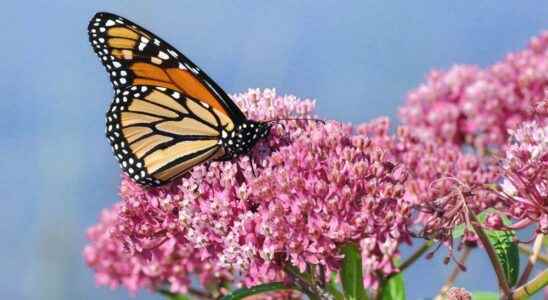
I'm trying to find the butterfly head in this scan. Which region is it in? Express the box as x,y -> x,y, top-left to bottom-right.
221,121 -> 271,158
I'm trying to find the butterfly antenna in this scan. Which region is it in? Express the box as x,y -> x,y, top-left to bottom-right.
267,117 -> 325,125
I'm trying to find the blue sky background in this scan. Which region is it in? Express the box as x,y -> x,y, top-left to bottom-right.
1,1 -> 547,299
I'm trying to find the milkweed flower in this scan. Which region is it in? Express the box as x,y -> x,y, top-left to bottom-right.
396,126 -> 500,243
399,31 -> 548,152
83,203 -> 233,294
497,121 -> 548,233
85,89 -> 413,295
358,120 -> 500,246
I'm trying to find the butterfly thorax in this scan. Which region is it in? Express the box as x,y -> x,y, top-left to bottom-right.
220,121 -> 271,159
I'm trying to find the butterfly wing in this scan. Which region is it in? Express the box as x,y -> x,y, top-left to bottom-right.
106,85 -> 232,186
88,12 -> 251,185
88,12 -> 247,125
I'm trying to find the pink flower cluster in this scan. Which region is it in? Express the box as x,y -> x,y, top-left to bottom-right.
83,203 -> 233,294
394,128 -> 499,244
85,89 -> 412,295
358,119 -> 500,246
399,31 -> 548,152
85,31 -> 548,298
498,121 -> 547,233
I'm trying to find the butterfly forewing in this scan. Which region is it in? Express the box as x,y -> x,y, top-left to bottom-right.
88,12 -> 246,122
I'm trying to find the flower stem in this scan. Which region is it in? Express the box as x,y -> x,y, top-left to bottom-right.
158,287 -> 213,300
512,268 -> 548,299
518,244 -> 548,264
469,212 -> 512,299
434,245 -> 471,300
283,264 -> 331,300
398,240 -> 434,274
517,234 -> 544,286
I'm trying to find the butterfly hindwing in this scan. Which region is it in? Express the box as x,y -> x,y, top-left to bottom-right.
88,12 -> 246,122
106,85 -> 228,186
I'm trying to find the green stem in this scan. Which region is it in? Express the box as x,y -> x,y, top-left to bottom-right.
517,234 -> 544,286
469,212 -> 512,299
518,244 -> 548,264
283,264 -> 325,300
397,240 -> 434,275
158,287 -> 213,300
220,282 -> 294,300
512,268 -> 548,299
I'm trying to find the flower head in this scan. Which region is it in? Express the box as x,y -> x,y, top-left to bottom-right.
357,119 -> 500,249
83,203 -> 232,295
85,89 -> 413,295
498,121 -> 548,233
399,31 -> 548,152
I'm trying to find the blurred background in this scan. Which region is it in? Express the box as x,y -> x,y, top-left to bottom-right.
1,1 -> 547,299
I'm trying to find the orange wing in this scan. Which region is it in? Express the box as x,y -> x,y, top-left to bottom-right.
88,12 -> 238,118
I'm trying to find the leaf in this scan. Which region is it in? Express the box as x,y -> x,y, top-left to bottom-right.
326,272 -> 345,300
164,294 -> 191,300
157,287 -> 191,300
471,291 -> 499,300
380,271 -> 406,300
340,244 -> 368,300
453,210 -> 491,239
485,229 -> 519,287
452,223 -> 466,239
220,282 -> 291,300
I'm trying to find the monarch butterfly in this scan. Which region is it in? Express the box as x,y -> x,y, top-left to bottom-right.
88,12 -> 273,186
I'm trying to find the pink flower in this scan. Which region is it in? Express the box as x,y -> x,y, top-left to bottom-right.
85,89 -> 412,295
446,287 -> 472,300
358,119 -> 500,248
399,127 -> 499,241
497,121 -> 548,233
399,31 -> 548,152
83,203 -> 232,295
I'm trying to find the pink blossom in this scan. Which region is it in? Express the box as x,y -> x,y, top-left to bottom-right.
358,119 -> 500,246
446,287 -> 472,300
396,127 -> 500,242
497,121 -> 548,233
85,89 -> 412,295
399,31 -> 548,152
83,203 -> 232,295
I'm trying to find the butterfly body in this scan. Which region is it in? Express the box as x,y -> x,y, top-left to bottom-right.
219,121 -> 271,160
89,12 -> 270,186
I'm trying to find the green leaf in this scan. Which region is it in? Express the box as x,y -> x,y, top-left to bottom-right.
157,287 -> 191,300
471,291 -> 499,300
164,294 -> 191,300
485,229 -> 520,287
340,244 -> 368,300
380,272 -> 406,300
452,223 -> 466,239
453,210 -> 490,239
326,272 -> 345,300
220,282 -> 291,300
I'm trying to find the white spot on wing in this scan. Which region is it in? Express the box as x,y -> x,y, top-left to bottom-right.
168,49 -> 179,57
158,51 -> 169,60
